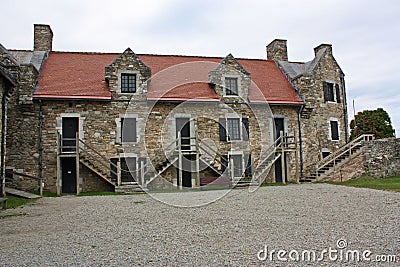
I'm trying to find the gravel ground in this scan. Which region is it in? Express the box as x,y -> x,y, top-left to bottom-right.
0,184 -> 399,266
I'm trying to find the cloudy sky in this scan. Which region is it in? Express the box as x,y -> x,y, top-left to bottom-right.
2,0 -> 399,136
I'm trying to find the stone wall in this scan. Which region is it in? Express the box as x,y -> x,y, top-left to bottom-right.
80,163 -> 114,192
34,24 -> 53,51
40,99 -> 149,193
364,138 -> 400,178
318,138 -> 400,182
266,39 -> 288,61
291,47 -> 347,176
5,64 -> 40,191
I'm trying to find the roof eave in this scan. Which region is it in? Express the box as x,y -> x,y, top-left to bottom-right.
33,95 -> 111,101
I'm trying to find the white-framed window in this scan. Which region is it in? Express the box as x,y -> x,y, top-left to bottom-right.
225,77 -> 238,95
328,118 -> 340,141
118,70 -> 140,94
222,75 -> 241,97
323,81 -> 341,103
116,115 -> 138,144
121,73 -> 136,93
227,118 -> 241,140
230,154 -> 243,178
121,118 -> 137,143
219,117 -> 249,142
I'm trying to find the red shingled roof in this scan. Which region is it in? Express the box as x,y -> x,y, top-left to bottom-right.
34,51 -> 303,104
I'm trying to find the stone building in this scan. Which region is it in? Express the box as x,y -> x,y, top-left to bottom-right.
1,25 -> 349,194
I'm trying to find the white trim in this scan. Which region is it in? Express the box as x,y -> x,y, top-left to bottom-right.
228,151 -> 244,179
173,115 -> 195,149
324,80 -> 339,104
57,113 -> 85,141
222,115 -> 248,142
117,70 -> 141,94
117,114 -> 139,144
328,117 -> 340,141
119,152 -> 138,158
273,115 -> 287,139
222,75 -> 242,97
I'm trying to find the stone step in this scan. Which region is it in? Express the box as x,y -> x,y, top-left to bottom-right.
5,187 -> 41,199
115,184 -> 146,194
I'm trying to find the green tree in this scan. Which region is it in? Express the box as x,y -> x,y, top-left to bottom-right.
350,108 -> 395,140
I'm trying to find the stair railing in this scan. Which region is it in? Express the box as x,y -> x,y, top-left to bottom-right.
197,138 -> 229,176
78,138 -> 118,184
306,134 -> 374,178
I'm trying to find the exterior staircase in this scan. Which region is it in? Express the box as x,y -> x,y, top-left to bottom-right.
57,131 -> 299,193
302,134 -> 374,182
251,133 -> 297,185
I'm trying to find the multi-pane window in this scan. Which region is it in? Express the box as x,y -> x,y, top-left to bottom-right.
225,77 -> 238,96
121,118 -> 137,143
121,73 -> 136,93
219,118 -> 249,141
330,120 -> 339,141
227,118 -> 241,140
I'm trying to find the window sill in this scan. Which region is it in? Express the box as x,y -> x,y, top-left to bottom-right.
228,139 -> 243,142
118,92 -> 138,95
224,95 -> 240,98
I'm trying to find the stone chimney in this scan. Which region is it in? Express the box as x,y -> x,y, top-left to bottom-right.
314,44 -> 332,56
34,24 -> 53,51
266,39 -> 288,61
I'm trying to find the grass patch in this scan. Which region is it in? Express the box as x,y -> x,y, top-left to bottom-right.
327,176 -> 400,192
260,183 -> 287,187
78,191 -> 117,197
4,195 -> 36,209
29,190 -> 59,197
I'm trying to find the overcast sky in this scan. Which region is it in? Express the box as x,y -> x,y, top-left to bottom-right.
2,0 -> 399,136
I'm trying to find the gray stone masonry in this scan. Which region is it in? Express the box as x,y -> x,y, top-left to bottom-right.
266,39 -> 288,61
364,138 -> 400,178
34,24 -> 53,51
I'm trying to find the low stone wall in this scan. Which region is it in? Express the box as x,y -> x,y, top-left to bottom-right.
363,138 -> 400,178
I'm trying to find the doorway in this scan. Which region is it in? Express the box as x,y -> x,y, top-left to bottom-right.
177,155 -> 193,188
274,118 -> 286,183
61,157 -> 77,194
176,118 -> 191,151
62,117 -> 79,152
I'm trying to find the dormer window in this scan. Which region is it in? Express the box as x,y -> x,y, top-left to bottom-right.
225,77 -> 238,96
121,73 -> 136,93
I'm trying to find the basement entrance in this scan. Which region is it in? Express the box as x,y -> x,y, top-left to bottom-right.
61,157 -> 77,194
